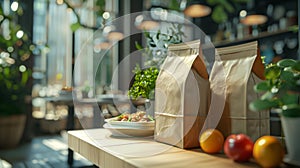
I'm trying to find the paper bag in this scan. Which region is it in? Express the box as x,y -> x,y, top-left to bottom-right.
212,41 -> 269,140
154,40 -> 210,149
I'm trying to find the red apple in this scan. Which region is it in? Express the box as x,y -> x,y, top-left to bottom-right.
224,134 -> 254,162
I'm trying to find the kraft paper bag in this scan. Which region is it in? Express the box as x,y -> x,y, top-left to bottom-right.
154,40 -> 211,149
211,41 -> 270,141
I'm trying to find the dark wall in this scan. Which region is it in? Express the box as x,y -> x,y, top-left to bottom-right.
19,0 -> 34,39
19,0 -> 34,142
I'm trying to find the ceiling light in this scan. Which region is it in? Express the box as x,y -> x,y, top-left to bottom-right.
135,14 -> 159,30
240,14 -> 268,25
107,32 -> 124,41
183,0 -> 211,18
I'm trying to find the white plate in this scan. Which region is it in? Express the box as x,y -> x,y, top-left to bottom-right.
107,120 -> 154,128
105,118 -> 155,128
103,123 -> 154,137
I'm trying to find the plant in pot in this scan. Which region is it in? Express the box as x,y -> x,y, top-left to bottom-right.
128,65 -> 159,100
0,4 -> 33,148
249,59 -> 300,166
128,24 -> 184,114
128,65 -> 159,112
80,82 -> 93,98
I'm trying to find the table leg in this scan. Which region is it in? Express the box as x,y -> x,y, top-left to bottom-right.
93,105 -> 104,128
67,105 -> 75,166
67,106 -> 75,130
67,148 -> 74,165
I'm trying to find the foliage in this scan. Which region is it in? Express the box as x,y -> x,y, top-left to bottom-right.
249,59 -> 300,117
128,66 -> 159,100
64,0 -> 105,31
168,0 -> 182,11
128,24 -> 184,100
135,23 -> 185,67
0,3 -> 33,116
207,0 -> 249,23
171,0 -> 248,23
80,81 -> 93,96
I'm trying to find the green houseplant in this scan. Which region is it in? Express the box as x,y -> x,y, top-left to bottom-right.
128,23 -> 184,101
128,24 -> 184,116
250,59 -> 300,166
0,3 -> 33,148
128,65 -> 159,100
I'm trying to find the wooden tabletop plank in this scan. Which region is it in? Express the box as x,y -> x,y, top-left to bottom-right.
68,129 -> 259,168
127,151 -> 258,168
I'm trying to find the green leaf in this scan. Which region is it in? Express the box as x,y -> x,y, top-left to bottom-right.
156,30 -> 160,40
4,67 -> 10,77
220,0 -> 234,13
129,66 -> 158,99
277,59 -> 296,68
143,31 -> 151,39
288,25 -> 299,32
211,6 -> 228,23
168,0 -> 181,11
149,42 -> 156,47
265,66 -> 281,80
21,71 -> 29,86
5,80 -> 12,89
148,115 -> 154,121
280,70 -> 294,81
249,99 -> 279,111
207,0 -> 219,5
254,81 -> 270,92
135,41 -> 143,50
281,93 -> 299,105
291,61 -> 300,72
70,22 -> 81,32
281,105 -> 300,117
95,0 -> 106,16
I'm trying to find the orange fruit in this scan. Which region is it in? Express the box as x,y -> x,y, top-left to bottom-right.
200,129 -> 224,154
253,136 -> 284,168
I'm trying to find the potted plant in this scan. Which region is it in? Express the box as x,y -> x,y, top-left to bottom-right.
249,59 -> 300,166
128,65 -> 159,100
0,3 -> 33,148
77,81 -> 93,99
128,24 -> 184,114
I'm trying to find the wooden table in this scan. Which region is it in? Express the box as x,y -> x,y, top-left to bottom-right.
44,94 -> 131,165
68,129 -> 259,168
43,95 -> 75,165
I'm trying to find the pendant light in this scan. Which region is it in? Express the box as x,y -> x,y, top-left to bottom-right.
239,0 -> 268,26
183,0 -> 211,18
240,10 -> 268,26
135,14 -> 159,30
103,25 -> 124,41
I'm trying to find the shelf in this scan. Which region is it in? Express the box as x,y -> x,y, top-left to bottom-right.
214,28 -> 298,48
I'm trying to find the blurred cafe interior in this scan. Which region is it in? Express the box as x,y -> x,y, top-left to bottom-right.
0,0 -> 299,167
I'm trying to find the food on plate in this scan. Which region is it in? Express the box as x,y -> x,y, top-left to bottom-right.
111,111 -> 154,122
253,136 -> 284,168
224,133 -> 254,162
199,129 -> 224,154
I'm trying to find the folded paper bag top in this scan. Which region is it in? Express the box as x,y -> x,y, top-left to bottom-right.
154,40 -> 211,149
